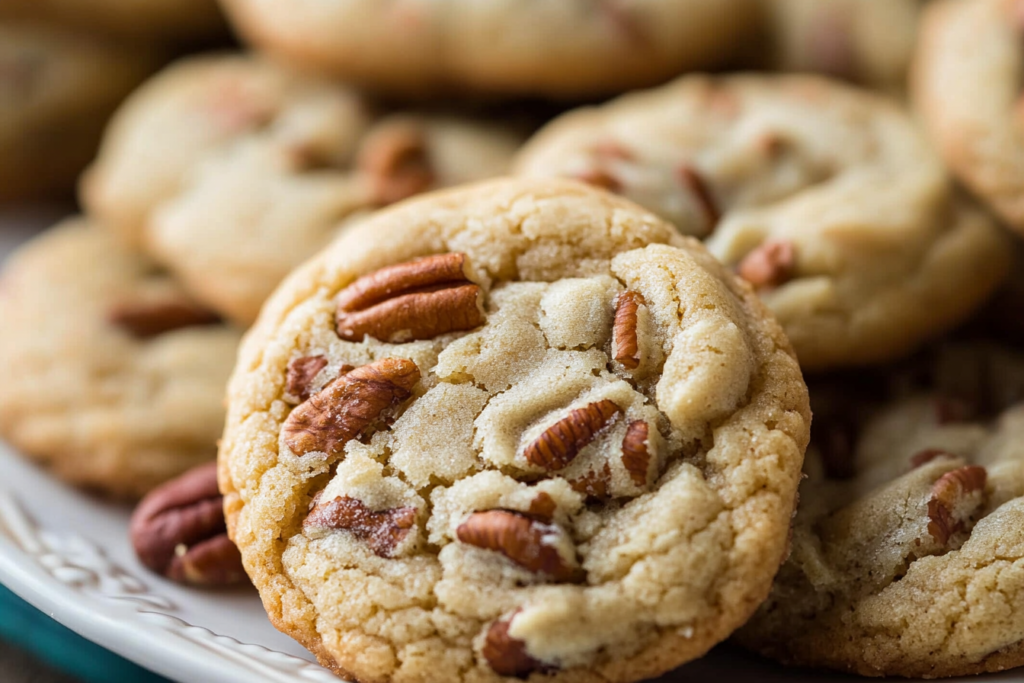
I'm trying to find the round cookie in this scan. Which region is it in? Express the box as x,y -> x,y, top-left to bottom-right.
217,0 -> 755,98
219,178 -> 811,683
0,22 -> 157,202
762,0 -> 921,91
82,54 -> 524,325
912,0 -> 1024,234
740,341 -> 1024,677
0,219 -> 242,499
0,0 -> 224,44
514,74 -> 1011,370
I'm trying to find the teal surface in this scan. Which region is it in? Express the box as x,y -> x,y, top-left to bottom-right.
0,583 -> 170,683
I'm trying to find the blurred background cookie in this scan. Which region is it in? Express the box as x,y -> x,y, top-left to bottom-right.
0,22 -> 158,202
216,0 -> 756,98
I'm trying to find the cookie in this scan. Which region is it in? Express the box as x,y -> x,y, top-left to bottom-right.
761,0 -> 921,91
217,0 -> 754,98
0,0 -> 224,43
740,341 -> 1024,677
912,0 -> 1024,234
514,74 -> 1011,370
218,178 -> 811,683
0,219 -> 241,499
0,22 -> 157,201
82,55 -> 524,325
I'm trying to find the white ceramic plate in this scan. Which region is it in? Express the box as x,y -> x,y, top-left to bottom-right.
0,211 -> 1021,683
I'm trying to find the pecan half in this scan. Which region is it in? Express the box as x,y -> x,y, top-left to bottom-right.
621,420 -> 651,486
524,400 -> 622,471
927,465 -> 987,545
483,610 -> 548,678
678,164 -> 720,232
613,291 -> 644,369
305,495 -> 417,557
109,297 -> 221,338
129,462 -> 246,586
282,358 -> 420,457
285,355 -> 330,402
357,121 -> 435,205
335,253 -> 484,343
737,239 -> 797,290
457,510 -> 577,581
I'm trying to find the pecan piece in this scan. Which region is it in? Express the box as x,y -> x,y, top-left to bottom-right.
569,462 -> 612,501
305,495 -> 417,557
737,239 -> 797,290
678,164 -> 720,233
524,400 -> 622,471
336,253 -> 484,343
285,355 -> 330,402
357,121 -> 435,205
527,491 -> 557,523
282,358 -> 420,457
109,297 -> 221,338
613,291 -> 644,369
483,610 -> 549,678
573,167 -> 621,192
621,420 -> 651,487
129,462 -> 246,586
927,465 -> 987,545
910,448 -> 952,469
457,510 -> 577,581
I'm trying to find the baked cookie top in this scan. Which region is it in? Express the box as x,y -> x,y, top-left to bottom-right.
761,0 -> 921,91
0,219 -> 241,499
741,341 -> 1024,677
515,74 -> 1010,370
913,0 -> 1024,233
82,54 -> 523,325
219,178 -> 810,683
0,21 -> 157,201
217,0 -> 755,98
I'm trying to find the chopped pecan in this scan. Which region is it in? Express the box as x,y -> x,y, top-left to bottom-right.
357,121 -> 435,205
927,465 -> 987,545
569,462 -> 612,501
129,462 -> 246,586
621,420 -> 651,487
527,492 -> 557,523
285,355 -> 332,402
282,358 -> 420,457
457,510 -> 577,581
109,297 -> 221,338
524,400 -> 622,471
678,164 -> 720,232
483,610 -> 548,678
613,291 -> 644,369
573,167 -> 621,192
910,448 -> 952,469
336,253 -> 484,343
305,495 -> 417,557
737,239 -> 797,290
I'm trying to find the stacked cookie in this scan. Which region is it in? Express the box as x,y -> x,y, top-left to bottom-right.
5,1 -> 1024,681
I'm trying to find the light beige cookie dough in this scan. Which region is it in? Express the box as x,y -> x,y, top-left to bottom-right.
515,74 -> 1011,370
761,0 -> 921,91
0,0 -> 224,44
0,22 -> 158,202
219,178 -> 810,683
82,54 -> 523,325
741,342 -> 1024,678
913,0 -> 1024,234
0,219 -> 242,499
217,0 -> 755,98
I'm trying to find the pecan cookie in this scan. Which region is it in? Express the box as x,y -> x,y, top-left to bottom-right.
0,0 -> 223,43
913,0 -> 1024,234
0,21 -> 157,201
760,0 -> 921,91
515,74 -> 1010,370
219,178 -> 810,683
82,54 -> 523,325
0,219 -> 241,499
217,0 -> 754,98
740,341 -> 1024,677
